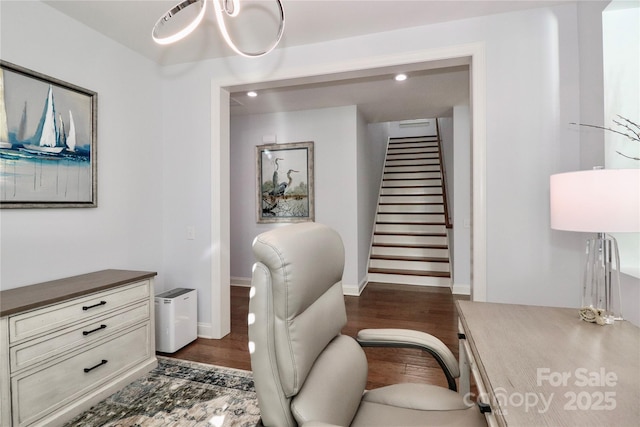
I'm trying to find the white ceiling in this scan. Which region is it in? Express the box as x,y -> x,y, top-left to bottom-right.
44,0 -> 571,122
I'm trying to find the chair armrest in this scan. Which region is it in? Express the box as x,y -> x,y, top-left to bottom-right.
357,328 -> 459,391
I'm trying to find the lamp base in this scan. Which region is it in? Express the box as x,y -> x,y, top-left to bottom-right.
579,306 -> 615,325
581,233 -> 622,325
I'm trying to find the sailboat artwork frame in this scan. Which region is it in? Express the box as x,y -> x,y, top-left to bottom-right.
256,141 -> 314,223
0,60 -> 97,208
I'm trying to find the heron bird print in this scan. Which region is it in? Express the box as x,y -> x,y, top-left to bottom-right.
256,141 -> 314,223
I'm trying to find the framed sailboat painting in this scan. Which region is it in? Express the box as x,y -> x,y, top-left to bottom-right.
0,61 -> 97,208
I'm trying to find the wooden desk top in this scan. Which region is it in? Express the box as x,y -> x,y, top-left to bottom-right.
0,269 -> 157,317
457,301 -> 640,427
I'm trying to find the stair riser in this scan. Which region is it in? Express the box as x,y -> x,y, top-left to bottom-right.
387,153 -> 439,161
379,195 -> 443,204
381,187 -> 442,196
377,213 -> 445,223
375,223 -> 446,233
390,137 -> 438,142
373,235 -> 448,245
386,160 -> 440,168
372,246 -> 449,258
378,205 -> 444,214
387,140 -> 438,150
383,172 -> 441,180
383,179 -> 441,187
383,165 -> 440,173
368,273 -> 450,287
370,259 -> 450,272
387,149 -> 439,156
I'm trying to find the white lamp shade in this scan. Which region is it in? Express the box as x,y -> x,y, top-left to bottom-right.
550,169 -> 640,232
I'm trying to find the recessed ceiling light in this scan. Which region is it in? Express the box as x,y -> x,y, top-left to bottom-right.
247,91 -> 258,97
394,74 -> 407,82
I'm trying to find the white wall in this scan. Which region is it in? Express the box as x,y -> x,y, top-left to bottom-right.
0,1 -> 164,289
229,106 -> 362,290
158,3 -> 596,332
452,105 -> 472,294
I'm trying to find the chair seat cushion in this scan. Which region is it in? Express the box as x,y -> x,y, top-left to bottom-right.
363,383 -> 471,411
351,383 -> 487,427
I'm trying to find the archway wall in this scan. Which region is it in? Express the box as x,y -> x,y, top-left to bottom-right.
161,3 -> 589,337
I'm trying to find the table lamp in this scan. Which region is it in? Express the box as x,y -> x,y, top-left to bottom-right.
550,168 -> 640,324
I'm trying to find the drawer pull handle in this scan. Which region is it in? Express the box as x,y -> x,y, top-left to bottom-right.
82,301 -> 107,311
83,324 -> 107,336
478,402 -> 492,414
84,359 -> 108,373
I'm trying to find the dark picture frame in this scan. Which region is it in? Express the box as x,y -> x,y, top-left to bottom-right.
256,141 -> 314,223
0,60 -> 97,208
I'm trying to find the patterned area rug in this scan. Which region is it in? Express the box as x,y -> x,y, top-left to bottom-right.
64,357 -> 260,427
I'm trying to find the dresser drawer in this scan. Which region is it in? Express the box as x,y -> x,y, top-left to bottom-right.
10,301 -> 150,373
9,280 -> 150,344
12,322 -> 152,427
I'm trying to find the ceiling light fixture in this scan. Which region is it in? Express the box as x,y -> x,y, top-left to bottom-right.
247,91 -> 258,97
152,0 -> 285,58
394,74 -> 408,82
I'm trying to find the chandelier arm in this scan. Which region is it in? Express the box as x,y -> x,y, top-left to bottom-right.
213,0 -> 285,58
224,0 -> 241,17
152,0 -> 207,45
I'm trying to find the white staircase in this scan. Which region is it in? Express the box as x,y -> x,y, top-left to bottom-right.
368,135 -> 451,287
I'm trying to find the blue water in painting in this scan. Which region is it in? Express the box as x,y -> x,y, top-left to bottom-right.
0,145 -> 92,203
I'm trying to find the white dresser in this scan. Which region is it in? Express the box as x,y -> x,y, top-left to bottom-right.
0,270 -> 158,427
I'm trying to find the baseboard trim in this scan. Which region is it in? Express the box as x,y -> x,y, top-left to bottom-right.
452,283 -> 471,295
197,322 -> 214,339
231,276 -> 251,287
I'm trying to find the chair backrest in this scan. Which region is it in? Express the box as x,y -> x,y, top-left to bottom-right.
249,223 -> 368,427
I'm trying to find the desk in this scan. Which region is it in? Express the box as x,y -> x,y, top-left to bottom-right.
457,301 -> 640,427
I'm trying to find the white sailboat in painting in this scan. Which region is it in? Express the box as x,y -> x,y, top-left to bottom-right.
22,85 -> 65,155
66,110 -> 76,152
0,68 -> 11,149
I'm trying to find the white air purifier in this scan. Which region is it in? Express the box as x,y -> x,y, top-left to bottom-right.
155,288 -> 197,353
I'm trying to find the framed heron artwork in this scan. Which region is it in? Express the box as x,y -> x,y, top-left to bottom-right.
256,141 -> 314,223
0,61 -> 97,208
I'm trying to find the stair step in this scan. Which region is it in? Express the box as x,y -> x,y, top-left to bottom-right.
375,223 -> 446,234
377,213 -> 445,223
370,259 -> 450,272
389,137 -> 438,143
385,156 -> 440,167
377,205 -> 444,214
373,234 -> 448,246
382,170 -> 442,179
372,246 -> 448,258
370,254 -> 449,263
387,148 -> 439,155
387,153 -> 439,161
368,267 -> 450,278
379,195 -> 443,204
368,273 -> 451,287
383,182 -> 442,188
373,242 -> 448,249
383,171 -> 441,179
385,166 -> 441,174
381,187 -> 442,196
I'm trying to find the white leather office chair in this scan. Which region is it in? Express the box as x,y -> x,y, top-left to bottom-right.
249,222 -> 486,427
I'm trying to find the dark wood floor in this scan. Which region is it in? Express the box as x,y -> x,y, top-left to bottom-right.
160,282 -> 467,390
